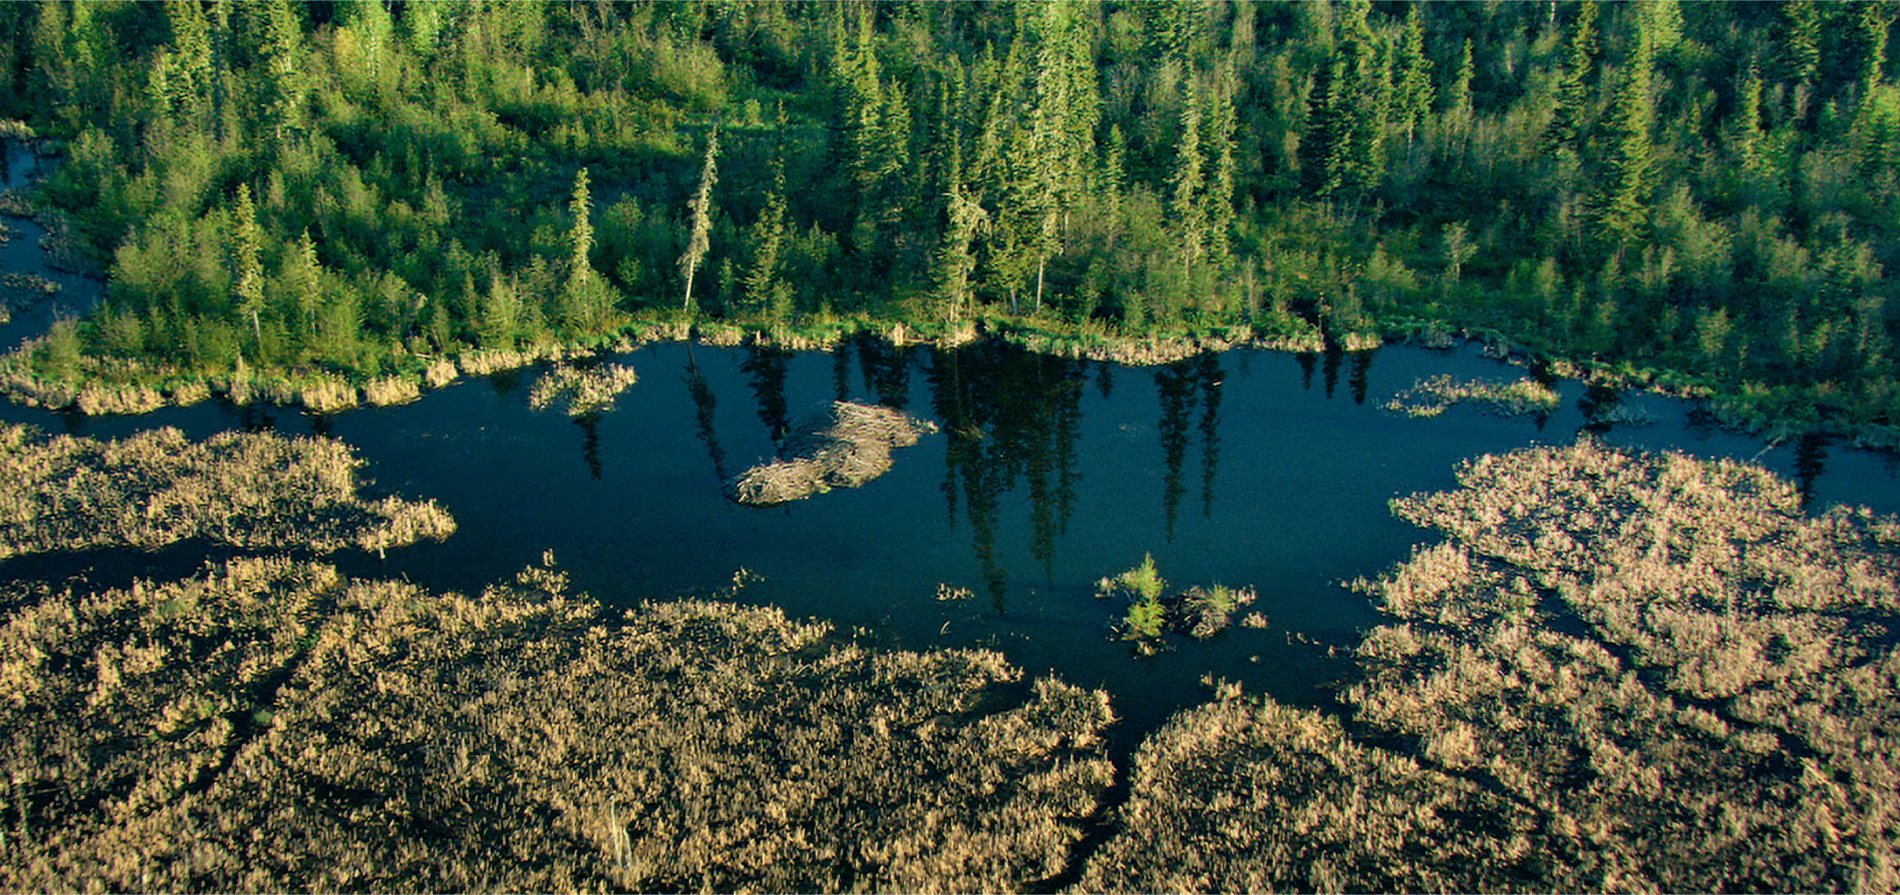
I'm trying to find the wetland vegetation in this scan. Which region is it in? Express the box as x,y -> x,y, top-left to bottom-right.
1082,440 -> 1900,892
1,0 -> 1899,891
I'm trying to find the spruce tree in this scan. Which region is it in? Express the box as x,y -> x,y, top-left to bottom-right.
742,163 -> 791,321
1392,6 -> 1434,143
1544,0 -> 1599,155
231,184 -> 265,350
1593,27 -> 1655,245
680,126 -> 720,313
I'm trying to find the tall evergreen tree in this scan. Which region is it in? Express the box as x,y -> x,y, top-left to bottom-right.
1391,6 -> 1434,143
231,184 -> 265,347
1593,24 -> 1655,244
680,126 -> 720,313
1544,0 -> 1599,155
742,162 -> 791,321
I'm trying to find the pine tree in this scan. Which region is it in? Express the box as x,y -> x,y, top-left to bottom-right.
568,166 -> 594,280
286,229 -> 323,350
1305,21 -> 1386,201
255,0 -> 306,146
1169,84 -> 1206,273
1544,1 -> 1599,155
1446,39 -> 1475,118
1202,60 -> 1238,268
1593,26 -> 1654,244
164,0 -> 215,128
936,174 -> 988,325
1392,6 -> 1434,143
680,126 -> 720,313
742,162 -> 791,321
1781,0 -> 1821,104
231,184 -> 265,348
1729,61 -> 1764,165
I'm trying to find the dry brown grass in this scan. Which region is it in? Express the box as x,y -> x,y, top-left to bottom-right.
1077,696 -> 1541,893
362,375 -> 421,407
1083,439 -> 1900,893
0,555 -> 1114,893
527,362 -> 640,417
0,423 -> 454,559
729,401 -> 938,505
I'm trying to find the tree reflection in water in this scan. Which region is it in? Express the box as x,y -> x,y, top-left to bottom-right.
928,341 -> 1084,609
742,342 -> 790,451
683,349 -> 728,484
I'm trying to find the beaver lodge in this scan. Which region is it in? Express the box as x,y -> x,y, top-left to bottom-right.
727,401 -> 937,506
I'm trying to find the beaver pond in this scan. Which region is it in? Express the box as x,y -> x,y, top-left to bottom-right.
5,334 -> 1898,758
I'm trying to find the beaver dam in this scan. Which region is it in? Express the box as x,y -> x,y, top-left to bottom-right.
726,400 -> 937,505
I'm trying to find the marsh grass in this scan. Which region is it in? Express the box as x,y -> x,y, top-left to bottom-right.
728,401 -> 938,505
1082,439 -> 1900,892
0,423 -> 454,559
527,362 -> 640,417
0,555 -> 1115,892
362,375 -> 421,407
1384,373 -> 1560,419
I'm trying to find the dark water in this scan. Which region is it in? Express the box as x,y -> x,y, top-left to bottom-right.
6,334 -> 1900,750
0,141 -> 102,354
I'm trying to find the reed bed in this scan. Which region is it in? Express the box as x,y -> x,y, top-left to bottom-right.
728,401 -> 938,505
0,555 -> 1114,893
0,423 -> 454,559
1082,439 -> 1900,892
527,362 -> 640,417
362,375 -> 421,407
1383,373 -> 1561,418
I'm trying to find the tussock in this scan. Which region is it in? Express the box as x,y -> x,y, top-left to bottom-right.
298,377 -> 358,414
1384,372 -> 1560,418
1083,439 -> 1900,892
0,556 -> 1114,893
728,401 -> 938,505
362,375 -> 421,407
0,423 -> 454,559
423,358 -> 458,389
528,362 -> 639,417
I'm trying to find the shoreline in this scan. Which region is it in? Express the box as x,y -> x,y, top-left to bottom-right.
3,311 -> 1889,456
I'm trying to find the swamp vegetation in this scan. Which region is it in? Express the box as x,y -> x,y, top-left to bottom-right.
0,0 -> 1898,890
0,374 -> 1895,891
1081,440 -> 1900,892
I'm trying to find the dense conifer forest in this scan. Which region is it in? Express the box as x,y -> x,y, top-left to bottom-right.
1,0 -> 1897,436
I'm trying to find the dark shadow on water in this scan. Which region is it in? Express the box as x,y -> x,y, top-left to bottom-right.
1795,431 -> 1829,511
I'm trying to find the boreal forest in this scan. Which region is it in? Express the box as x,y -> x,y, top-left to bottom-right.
3,0 -> 1899,436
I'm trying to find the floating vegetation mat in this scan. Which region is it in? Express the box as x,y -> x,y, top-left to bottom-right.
0,423 -> 454,559
728,401 -> 938,505
0,555 -> 1114,893
1082,439 -> 1900,892
1384,373 -> 1560,418
529,361 -> 640,417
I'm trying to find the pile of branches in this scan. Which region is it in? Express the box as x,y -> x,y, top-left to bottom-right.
727,401 -> 937,505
